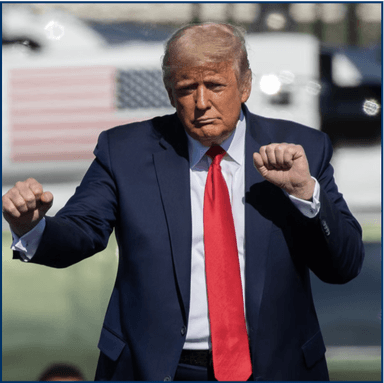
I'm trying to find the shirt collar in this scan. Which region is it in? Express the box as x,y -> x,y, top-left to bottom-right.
187,109 -> 246,168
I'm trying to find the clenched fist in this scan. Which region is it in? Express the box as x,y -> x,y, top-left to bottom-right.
253,143 -> 315,200
2,178 -> 53,237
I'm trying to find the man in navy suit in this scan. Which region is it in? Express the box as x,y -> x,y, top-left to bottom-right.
3,23 -> 364,381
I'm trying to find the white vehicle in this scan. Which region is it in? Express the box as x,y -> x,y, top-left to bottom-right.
246,32 -> 320,130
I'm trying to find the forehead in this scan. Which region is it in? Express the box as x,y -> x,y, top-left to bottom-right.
171,60 -> 236,82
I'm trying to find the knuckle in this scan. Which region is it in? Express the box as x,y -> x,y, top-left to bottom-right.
2,198 -> 11,211
24,195 -> 36,204
13,202 -> 25,211
13,196 -> 27,209
32,187 -> 43,196
7,188 -> 19,199
15,181 -> 24,188
26,178 -> 41,191
7,204 -> 19,216
293,144 -> 303,152
2,194 -> 9,204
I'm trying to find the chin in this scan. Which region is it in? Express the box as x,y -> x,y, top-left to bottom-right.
198,136 -> 226,147
197,129 -> 229,146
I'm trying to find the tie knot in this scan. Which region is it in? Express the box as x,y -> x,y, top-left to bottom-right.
206,146 -> 226,163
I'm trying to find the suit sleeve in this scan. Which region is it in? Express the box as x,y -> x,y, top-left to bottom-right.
301,133 -> 365,284
20,131 -> 118,268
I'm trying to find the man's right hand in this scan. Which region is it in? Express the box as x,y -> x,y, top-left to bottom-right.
2,178 -> 53,237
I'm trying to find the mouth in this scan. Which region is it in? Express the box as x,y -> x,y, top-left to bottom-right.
194,118 -> 216,126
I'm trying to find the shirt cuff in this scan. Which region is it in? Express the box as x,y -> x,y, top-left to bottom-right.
288,177 -> 320,219
11,218 -> 46,261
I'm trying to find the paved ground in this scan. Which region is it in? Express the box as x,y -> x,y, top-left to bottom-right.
330,143 -> 381,227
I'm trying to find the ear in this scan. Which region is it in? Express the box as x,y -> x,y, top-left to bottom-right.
240,81 -> 252,103
166,87 -> 176,108
240,72 -> 252,103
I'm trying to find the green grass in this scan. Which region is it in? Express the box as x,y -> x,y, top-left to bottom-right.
328,359 -> 381,381
2,231 -> 118,381
362,223 -> 382,243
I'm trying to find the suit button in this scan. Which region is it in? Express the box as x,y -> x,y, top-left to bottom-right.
321,220 -> 331,236
181,326 -> 187,336
164,376 -> 172,381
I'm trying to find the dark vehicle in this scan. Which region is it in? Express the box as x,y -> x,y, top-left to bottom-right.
320,45 -> 381,146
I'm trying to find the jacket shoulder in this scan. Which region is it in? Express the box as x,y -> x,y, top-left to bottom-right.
102,113 -> 178,142
248,112 -> 327,143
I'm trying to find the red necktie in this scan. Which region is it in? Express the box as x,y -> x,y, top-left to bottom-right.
203,146 -> 252,381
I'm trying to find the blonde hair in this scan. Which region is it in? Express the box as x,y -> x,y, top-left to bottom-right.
162,22 -> 252,92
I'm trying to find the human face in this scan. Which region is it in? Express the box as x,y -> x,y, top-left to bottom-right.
167,61 -> 250,147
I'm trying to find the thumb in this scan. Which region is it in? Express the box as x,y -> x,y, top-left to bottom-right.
39,191 -> 53,214
253,152 -> 267,175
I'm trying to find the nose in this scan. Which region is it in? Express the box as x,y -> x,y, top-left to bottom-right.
195,85 -> 210,110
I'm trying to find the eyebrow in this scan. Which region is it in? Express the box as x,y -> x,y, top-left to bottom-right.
175,74 -> 226,85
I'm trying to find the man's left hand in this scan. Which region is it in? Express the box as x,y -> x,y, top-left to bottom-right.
253,143 -> 315,201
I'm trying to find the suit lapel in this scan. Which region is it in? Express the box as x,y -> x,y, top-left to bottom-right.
243,107 -> 274,336
152,117 -> 192,324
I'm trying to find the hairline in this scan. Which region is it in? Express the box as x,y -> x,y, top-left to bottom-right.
162,22 -> 251,92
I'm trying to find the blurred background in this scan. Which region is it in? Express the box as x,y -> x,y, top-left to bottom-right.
2,2 -> 381,381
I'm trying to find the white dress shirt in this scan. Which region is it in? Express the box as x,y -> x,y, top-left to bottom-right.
11,110 -> 321,350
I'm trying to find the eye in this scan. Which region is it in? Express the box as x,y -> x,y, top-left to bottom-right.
176,84 -> 197,96
206,82 -> 225,91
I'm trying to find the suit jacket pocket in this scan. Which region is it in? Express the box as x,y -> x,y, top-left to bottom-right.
301,330 -> 326,369
98,326 -> 126,361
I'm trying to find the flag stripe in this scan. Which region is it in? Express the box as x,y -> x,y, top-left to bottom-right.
12,114 -> 125,126
8,66 -> 172,163
9,66 -> 118,162
11,121 -> 123,138
12,152 -> 96,162
10,90 -> 113,103
11,105 -> 115,115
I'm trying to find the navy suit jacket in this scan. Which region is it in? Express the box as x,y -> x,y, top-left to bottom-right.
24,105 -> 364,381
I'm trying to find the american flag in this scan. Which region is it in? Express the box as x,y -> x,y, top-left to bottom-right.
8,66 -> 172,163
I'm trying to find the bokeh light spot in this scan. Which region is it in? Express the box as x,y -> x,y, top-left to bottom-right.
363,99 -> 380,116
305,81 -> 322,96
259,74 -> 282,95
44,20 -> 65,40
